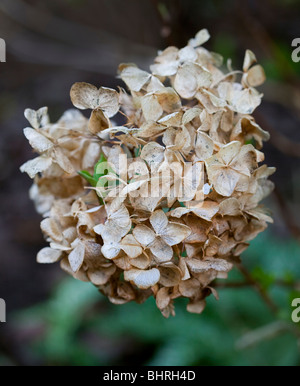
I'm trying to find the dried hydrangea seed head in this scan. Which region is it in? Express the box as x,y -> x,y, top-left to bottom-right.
21,29 -> 274,317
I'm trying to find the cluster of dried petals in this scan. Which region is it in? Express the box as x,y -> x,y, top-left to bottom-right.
21,29 -> 275,317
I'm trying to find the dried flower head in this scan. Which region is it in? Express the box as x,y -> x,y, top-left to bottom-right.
20,29 -> 275,317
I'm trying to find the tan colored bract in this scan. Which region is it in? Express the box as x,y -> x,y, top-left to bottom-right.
20,29 -> 275,317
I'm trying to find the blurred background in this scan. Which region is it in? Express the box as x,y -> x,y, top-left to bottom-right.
0,0 -> 300,366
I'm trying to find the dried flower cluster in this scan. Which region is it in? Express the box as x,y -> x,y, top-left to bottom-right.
21,29 -> 275,317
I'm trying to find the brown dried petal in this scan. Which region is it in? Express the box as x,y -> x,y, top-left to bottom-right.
184,216 -> 209,243
60,257 -> 90,282
155,87 -> 181,113
40,217 -> 63,243
88,266 -> 116,286
187,300 -> 206,314
179,278 -> 200,297
150,237 -> 173,262
162,222 -> 191,246
188,29 -> 210,47
23,128 -> 53,153
70,82 -> 100,109
174,63 -> 212,99
186,257 -> 232,273
129,253 -> 150,269
52,148 -> 74,174
195,131 -> 214,161
70,82 -> 119,117
20,156 -> 52,178
120,65 -> 151,92
243,49 -> 257,72
121,234 -> 143,258
150,47 -> 179,77
88,109 -> 110,134
140,142 -> 165,169
159,264 -> 182,287
156,287 -> 171,310
246,65 -> 266,87
138,122 -> 166,138
101,241 -> 121,260
149,210 -> 168,233
219,197 -> 241,216
97,87 -> 119,117
25,107 -> 49,129
141,94 -> 163,121
37,247 -> 62,264
133,224 -> 156,247
170,201 -> 219,222
68,239 -> 85,272
124,268 -> 160,289
178,257 -> 191,280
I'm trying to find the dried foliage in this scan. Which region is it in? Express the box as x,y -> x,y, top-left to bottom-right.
20,30 -> 274,317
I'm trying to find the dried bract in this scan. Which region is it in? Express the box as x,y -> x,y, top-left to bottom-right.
21,29 -> 274,317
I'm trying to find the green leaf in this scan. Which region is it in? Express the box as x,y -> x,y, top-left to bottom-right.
78,154 -> 115,191
134,145 -> 143,158
78,170 -> 97,187
93,154 -> 108,180
245,138 -> 256,147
